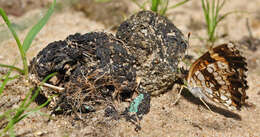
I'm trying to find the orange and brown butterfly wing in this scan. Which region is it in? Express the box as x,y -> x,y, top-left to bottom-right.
187,43 -> 248,110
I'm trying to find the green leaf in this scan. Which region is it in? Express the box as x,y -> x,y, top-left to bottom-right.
22,0 -> 56,52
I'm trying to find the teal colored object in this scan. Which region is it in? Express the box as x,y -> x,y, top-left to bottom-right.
84,105 -> 91,110
129,94 -> 144,113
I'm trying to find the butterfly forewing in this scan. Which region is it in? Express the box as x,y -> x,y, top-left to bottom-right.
187,42 -> 248,110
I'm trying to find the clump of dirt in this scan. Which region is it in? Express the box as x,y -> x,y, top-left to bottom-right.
30,32 -> 137,114
116,10 -> 188,95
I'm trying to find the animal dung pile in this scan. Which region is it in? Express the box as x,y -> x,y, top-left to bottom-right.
29,10 -> 188,117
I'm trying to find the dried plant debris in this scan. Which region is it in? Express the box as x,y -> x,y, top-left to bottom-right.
116,10 -> 188,95
29,11 -> 187,119
104,105 -> 120,120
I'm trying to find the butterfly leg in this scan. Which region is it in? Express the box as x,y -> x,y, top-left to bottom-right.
173,85 -> 184,105
199,97 -> 213,113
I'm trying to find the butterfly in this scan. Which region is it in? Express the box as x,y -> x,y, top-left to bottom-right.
183,42 -> 248,111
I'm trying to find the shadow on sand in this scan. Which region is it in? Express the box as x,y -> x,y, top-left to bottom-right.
180,88 -> 242,121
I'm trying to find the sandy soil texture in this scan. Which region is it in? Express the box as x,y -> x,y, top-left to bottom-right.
1,0 -> 260,137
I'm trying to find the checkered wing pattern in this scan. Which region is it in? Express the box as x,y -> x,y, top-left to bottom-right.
187,42 -> 248,110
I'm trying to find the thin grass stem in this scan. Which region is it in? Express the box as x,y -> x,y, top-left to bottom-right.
0,9 -> 27,75
0,64 -> 24,74
168,0 -> 190,9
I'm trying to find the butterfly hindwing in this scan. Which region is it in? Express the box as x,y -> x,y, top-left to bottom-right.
187,42 -> 248,110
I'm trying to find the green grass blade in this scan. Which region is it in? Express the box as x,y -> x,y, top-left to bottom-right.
9,127 -> 15,137
27,95 -> 53,113
141,1 -> 149,10
201,0 -> 230,44
212,0 -> 215,20
2,113 -> 15,135
131,0 -> 146,10
9,88 -> 35,126
2,72 -> 56,135
217,11 -> 237,24
13,73 -> 56,125
218,0 -> 225,10
2,112 -> 16,137
12,91 -> 31,121
20,90 -> 33,109
151,0 -> 160,12
168,0 -> 190,9
209,0 -> 216,42
208,0 -> 213,35
0,9 -> 22,50
0,9 -> 27,75
24,72 -> 56,110
0,64 -> 24,74
0,74 -> 20,82
202,0 -> 208,22
201,0 -> 210,35
17,95 -> 53,123
159,0 -> 168,15
0,109 -> 14,121
22,0 -> 56,52
215,0 -> 221,20
0,68 -> 13,96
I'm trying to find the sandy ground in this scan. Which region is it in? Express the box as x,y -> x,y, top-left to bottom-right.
1,0 -> 260,137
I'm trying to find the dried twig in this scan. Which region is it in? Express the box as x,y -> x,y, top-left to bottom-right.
42,83 -> 65,92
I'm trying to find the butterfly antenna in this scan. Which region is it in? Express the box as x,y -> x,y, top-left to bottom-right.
184,32 -> 192,70
187,32 -> 191,43
174,33 -> 192,105
186,32 -> 191,54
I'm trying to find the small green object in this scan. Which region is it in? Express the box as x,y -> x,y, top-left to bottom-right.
84,105 -> 91,110
129,94 -> 144,113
